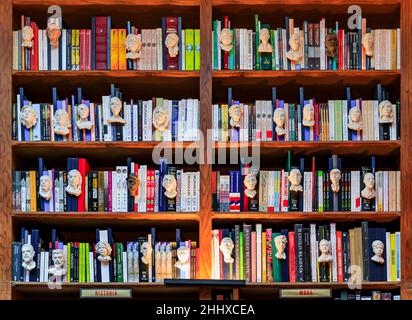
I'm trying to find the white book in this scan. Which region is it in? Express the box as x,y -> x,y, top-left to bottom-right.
195,172 -> 200,211
320,18 -> 326,70
50,42 -> 59,70
102,96 -> 112,141
274,30 -> 279,70
165,99 -> 173,141
142,101 -> 149,141
89,252 -> 94,282
31,104 -> 41,141
122,103 -> 128,141
139,165 -> 147,212
376,171 -> 382,211
99,230 -> 110,282
63,245 -> 68,282
178,100 -> 186,141
390,103 -> 397,140
247,29 -> 253,70
383,171 -> 389,211
212,104 -> 218,141
330,223 -> 337,282
132,103 -> 138,141
89,103 -> 96,141
267,171 -> 275,211
43,30 -> 48,70
181,30 -> 185,71
310,224 -> 318,282
186,99 -> 194,141
342,100 -> 348,141
127,243 -> 133,282
350,171 -> 361,212
37,30 -> 43,70
244,104 -> 249,142
39,252 -> 44,282
256,224 -> 262,283
16,94 -> 22,141
44,252 -> 49,283
282,29 -> 287,70
111,171 -> 117,212
397,28 -> 401,69
62,29 -> 67,70
328,100 -> 335,141
395,232 -> 401,281
180,172 -> 186,212
157,28 -> 163,70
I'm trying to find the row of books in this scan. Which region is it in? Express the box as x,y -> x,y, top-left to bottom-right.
13,86 -> 200,142
14,16 -> 200,71
213,15 -> 400,70
212,154 -> 400,212
13,227 -> 197,283
212,222 -> 401,282
212,86 -> 399,142
337,290 -> 400,300
13,157 -> 200,213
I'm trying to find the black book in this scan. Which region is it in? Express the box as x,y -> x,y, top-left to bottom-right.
243,224 -> 252,282
166,166 -> 177,211
361,222 -> 370,281
288,166 -> 301,212
138,236 -> 150,282
369,227 -> 387,281
318,225 -> 330,282
280,228 -> 289,282
303,228 -> 311,282
342,231 -> 350,282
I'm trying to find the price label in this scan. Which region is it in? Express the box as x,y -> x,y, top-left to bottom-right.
279,288 -> 331,299
80,288 -> 132,299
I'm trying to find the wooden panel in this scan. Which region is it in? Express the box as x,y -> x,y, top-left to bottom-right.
13,70 -> 200,78
213,0 -> 400,4
13,0 -> 199,5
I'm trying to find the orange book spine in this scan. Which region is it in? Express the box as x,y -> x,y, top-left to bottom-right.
118,29 -> 127,70
110,29 -> 119,70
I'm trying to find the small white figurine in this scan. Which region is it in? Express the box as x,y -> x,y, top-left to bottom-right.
20,105 -> 38,129
274,235 -> 288,260
330,168 -> 341,193
371,240 -> 385,264
378,100 -> 394,124
361,172 -> 376,200
140,241 -> 152,265
48,249 -> 67,277
22,25 -> 34,48
220,237 -> 234,264
96,241 -> 112,263
66,169 -> 82,197
47,18 -> 61,49
108,96 -> 126,124
229,105 -> 242,128
273,108 -> 286,136
318,239 -> 333,263
244,173 -> 257,199
288,168 -> 303,192
219,28 -> 233,52
258,28 -> 272,53
362,32 -> 374,57
39,175 -> 53,201
165,33 -> 179,58
162,174 -> 177,199
286,32 -> 303,62
175,245 -> 190,272
76,103 -> 93,130
152,106 -> 170,132
125,33 -> 142,60
302,103 -> 315,127
53,109 -> 71,135
21,243 -> 36,271
348,105 -> 363,131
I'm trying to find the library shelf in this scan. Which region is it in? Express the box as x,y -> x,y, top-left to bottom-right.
243,281 -> 401,290
12,0 -> 200,6
212,0 -> 400,4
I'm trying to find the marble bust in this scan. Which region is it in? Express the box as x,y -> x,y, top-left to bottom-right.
165,33 -> 179,58
361,172 -> 376,200
162,174 -> 177,199
378,100 -> 394,124
244,173 -> 257,199
288,168 -> 303,192
152,106 -> 169,132
362,32 -> 374,57
108,97 -> 126,124
140,241 -> 152,265
53,109 -> 71,135
22,243 -> 36,271
229,104 -> 242,128
96,241 -> 112,263
220,237 -> 234,264
20,105 -> 38,129
48,249 -> 67,277
371,240 -> 384,264
66,169 -> 82,197
127,174 -> 140,196
318,239 -> 333,263
39,174 -> 53,200
325,32 -> 338,58
348,105 -> 363,131
47,18 -> 61,49
76,103 -> 93,130
330,168 -> 341,193
22,25 -> 34,48
302,103 -> 315,127
274,235 -> 287,260
273,108 -> 286,136
125,33 -> 142,60
286,32 -> 302,62
175,245 -> 190,272
219,28 -> 233,52
258,28 -> 272,53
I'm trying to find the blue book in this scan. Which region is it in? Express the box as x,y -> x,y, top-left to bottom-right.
38,158 -> 45,211
172,100 -> 179,141
126,21 -> 132,70
175,228 -> 182,244
23,99 -> 31,142
369,228 -> 387,281
151,227 -> 156,282
30,229 -> 39,282
178,17 -> 182,70
162,17 -> 167,70
159,158 -> 168,212
12,242 -> 22,281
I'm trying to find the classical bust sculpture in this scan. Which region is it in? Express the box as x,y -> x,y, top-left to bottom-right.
20,105 -> 38,129
325,32 -> 338,58
165,33 -> 179,58
361,172 -> 376,199
302,103 -> 315,127
53,109 -> 71,135
371,240 -> 384,264
362,32 -> 374,57
39,175 -> 53,200
274,235 -> 287,260
47,18 -> 61,49
258,28 -> 272,53
21,243 -> 36,271
330,168 -> 341,193
273,108 -> 286,136
175,245 -> 190,272
348,105 -> 363,131
219,28 -> 233,52
140,241 -> 152,265
379,100 -> 394,124
162,174 -> 177,199
66,169 -> 82,197
125,33 -> 142,60
22,25 -> 34,48
152,106 -> 169,132
244,173 -> 257,199
48,249 -> 67,277
220,237 -> 234,264
286,32 -> 302,62
229,104 -> 242,128
96,241 -> 112,263
318,239 -> 333,263
288,168 -> 303,192
76,103 -> 93,130
108,96 -> 126,124
127,174 -> 140,196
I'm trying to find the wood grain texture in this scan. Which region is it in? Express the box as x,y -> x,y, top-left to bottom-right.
0,0 -> 12,300
13,70 -> 200,78
13,0 -> 199,5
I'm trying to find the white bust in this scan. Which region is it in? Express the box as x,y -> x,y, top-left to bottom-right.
288,168 -> 303,192
96,241 -> 112,263
22,25 -> 34,48
220,237 -> 234,264
371,240 -> 384,264
348,105 -> 363,131
66,169 -> 82,197
318,239 -> 333,263
219,28 -> 233,52
274,235 -> 287,260
48,249 -> 67,277
39,175 -> 53,200
53,109 -> 71,135
175,245 -> 190,272
273,108 -> 286,136
140,241 -> 152,265
229,105 -> 242,128
330,168 -> 341,193
379,100 -> 394,124
21,243 -> 36,271
361,172 -> 376,200
302,103 -> 315,127
162,174 -> 177,199
286,32 -> 303,62
258,28 -> 272,53
20,105 -> 38,129
76,103 -> 93,130
152,106 -> 169,132
244,173 -> 257,199
125,33 -> 142,60
107,97 -> 126,124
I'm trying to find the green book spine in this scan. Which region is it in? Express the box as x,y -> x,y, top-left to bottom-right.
67,243 -> 71,283
290,104 -> 296,141
117,243 -> 123,282
272,233 -> 282,282
86,243 -> 90,282
318,171 -> 324,212
194,29 -> 200,70
229,29 -> 235,70
213,20 -> 218,70
80,243 -> 84,283
260,23 -> 272,70
270,29 -> 276,70
239,231 -> 244,280
255,14 -> 261,70
185,29 -> 195,71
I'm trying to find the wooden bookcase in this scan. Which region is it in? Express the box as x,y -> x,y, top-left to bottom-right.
0,0 -> 411,300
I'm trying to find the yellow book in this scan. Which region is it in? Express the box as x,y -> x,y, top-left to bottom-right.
118,29 -> 127,70
221,104 -> 229,142
390,233 -> 396,281
262,232 -> 266,283
110,29 -> 119,70
29,171 -> 37,212
71,29 -> 77,70
76,30 -> 80,70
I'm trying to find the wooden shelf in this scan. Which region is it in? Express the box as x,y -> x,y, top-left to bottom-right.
12,70 -> 200,78
243,281 -> 400,289
212,212 -> 401,223
12,0 -> 199,6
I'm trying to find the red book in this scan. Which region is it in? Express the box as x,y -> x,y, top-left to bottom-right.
165,17 -> 178,70
77,158 -> 90,211
251,231 -> 256,282
108,171 -> 112,211
218,229 -> 223,280
30,21 -> 38,71
134,164 -> 139,212
336,231 -> 344,282
80,29 -> 85,71
311,156 -> 315,211
95,17 -> 108,70
147,170 -> 155,212
243,164 -> 250,211
314,103 -> 319,140
223,16 -> 229,70
288,231 -> 296,282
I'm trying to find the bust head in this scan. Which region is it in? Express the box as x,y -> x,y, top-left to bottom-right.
125,34 -> 142,54
96,241 -> 112,262
47,20 -> 61,48
260,28 -> 270,44
229,105 -> 242,127
77,103 -> 89,120
52,249 -> 65,268
127,174 -> 140,196
20,105 -> 38,129
220,237 -> 234,263
288,168 -> 302,187
22,25 -> 34,47
289,32 -> 300,51
165,33 -> 179,58
140,241 -> 152,264
274,235 -> 288,259
22,243 -> 35,263
363,172 -> 375,189
110,97 -> 122,117
330,168 -> 341,185
54,109 -> 70,135
379,100 -> 394,123
39,175 -> 53,200
302,103 -> 315,126
176,245 -> 190,264
152,106 -> 169,131
372,240 -> 384,257
362,32 -> 374,56
219,28 -> 233,52
66,169 -> 82,196
244,173 -> 257,190
326,33 -> 338,57
319,239 -> 330,255
162,174 -> 177,199
348,105 -> 363,130
273,108 -> 286,127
